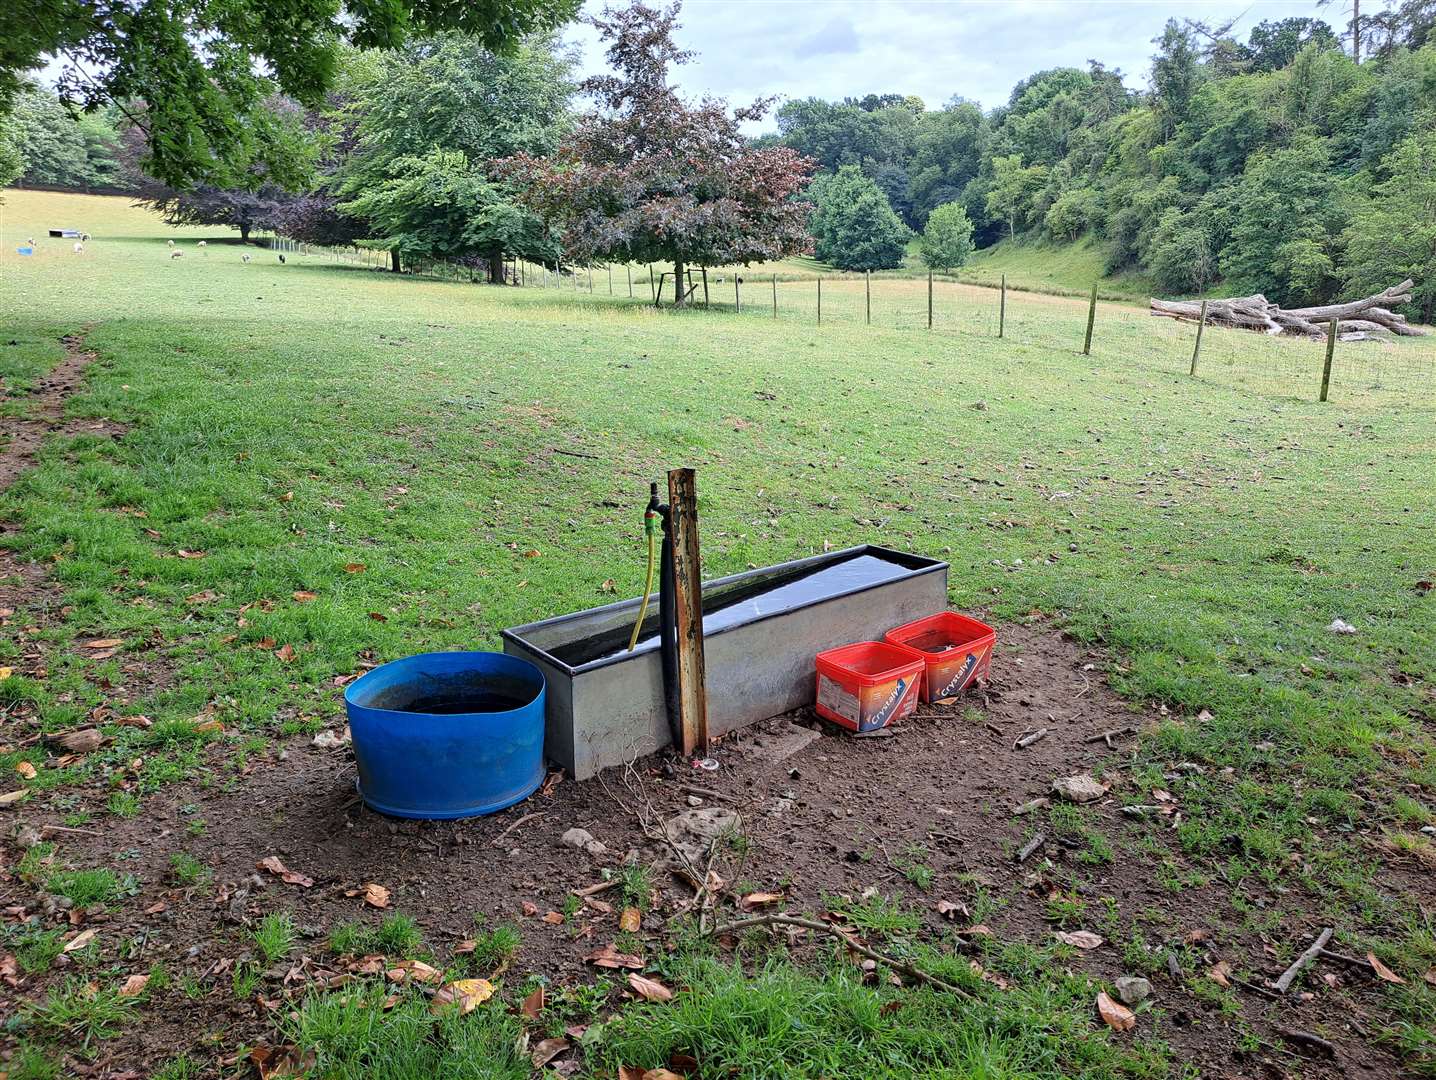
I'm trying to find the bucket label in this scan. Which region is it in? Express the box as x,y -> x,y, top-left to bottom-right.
857,675 -> 919,731
817,675 -> 860,726
928,646 -> 991,702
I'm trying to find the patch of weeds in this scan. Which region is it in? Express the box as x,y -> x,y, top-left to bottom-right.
545,980 -> 612,1037
179,975 -> 205,1000
17,842 -> 56,882
168,852 -> 209,887
185,817 -> 208,837
1392,796 -> 1431,827
254,912 -> 297,965
232,961 -> 262,1000
106,790 -> 141,818
1044,892 -> 1087,927
823,893 -> 919,939
62,811 -> 92,827
46,867 -> 135,908
5,1043 -> 60,1080
620,863 -> 654,910
896,844 -> 935,891
152,1056 -> 203,1080
25,977 -> 138,1051
463,922 -> 520,975
9,926 -> 65,974
329,913 -> 424,959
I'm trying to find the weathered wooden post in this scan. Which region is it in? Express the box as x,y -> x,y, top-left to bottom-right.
927,269 -> 933,330
865,271 -> 871,325
1320,319 -> 1337,402
999,274 -> 1006,338
817,276 -> 822,325
648,265 -> 656,303
608,265 -> 613,294
667,467 -> 708,756
588,266 -> 594,292
1189,299 -> 1208,376
734,273 -> 740,313
1082,282 -> 1098,355
772,273 -> 778,318
627,264 -> 632,298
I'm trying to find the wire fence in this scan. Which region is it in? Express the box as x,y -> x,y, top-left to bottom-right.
268,236 -> 1436,410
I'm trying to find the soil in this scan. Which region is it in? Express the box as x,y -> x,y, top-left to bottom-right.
0,336 -> 1411,1079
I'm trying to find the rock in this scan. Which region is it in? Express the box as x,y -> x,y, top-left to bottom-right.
1052,774 -> 1108,803
686,795 -> 704,807
12,824 -> 44,849
661,806 -> 741,867
583,840 -> 607,857
1114,976 -> 1152,1005
560,827 -> 594,850
312,727 -> 350,750
1328,617 -> 1357,634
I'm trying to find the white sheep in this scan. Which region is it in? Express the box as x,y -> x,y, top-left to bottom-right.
198,241 -> 207,254
73,242 -> 84,254
241,253 -> 252,264
167,239 -> 175,247
170,249 -> 183,259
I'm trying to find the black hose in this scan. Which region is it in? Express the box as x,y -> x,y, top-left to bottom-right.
657,494 -> 682,750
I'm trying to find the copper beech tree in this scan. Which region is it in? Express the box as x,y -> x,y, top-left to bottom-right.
498,2 -> 815,306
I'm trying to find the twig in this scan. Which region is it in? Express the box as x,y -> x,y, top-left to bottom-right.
1275,1028 -> 1337,1058
40,824 -> 103,837
1233,977 -> 1281,1000
554,448 -> 599,460
1074,672 -> 1091,698
489,812 -> 545,849
1015,833 -> 1046,864
1274,927 -> 1333,993
1084,725 -> 1135,745
1317,946 -> 1370,969
708,914 -> 975,1000
1013,728 -> 1048,750
983,722 -> 1002,737
677,783 -> 733,803
572,880 -> 620,899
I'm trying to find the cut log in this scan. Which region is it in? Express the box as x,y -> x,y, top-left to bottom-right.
1151,281 -> 1425,339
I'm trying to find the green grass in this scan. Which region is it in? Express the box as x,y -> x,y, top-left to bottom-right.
24,977 -> 138,1051
3,187 -> 1435,1072
329,912 -> 425,958
254,911 -> 297,965
964,234 -> 1154,300
45,866 -> 134,908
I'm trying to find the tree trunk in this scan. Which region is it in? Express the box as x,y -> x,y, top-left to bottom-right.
390,249 -> 402,274
488,251 -> 504,285
672,258 -> 686,307
240,223 -> 251,244
1150,280 -> 1423,338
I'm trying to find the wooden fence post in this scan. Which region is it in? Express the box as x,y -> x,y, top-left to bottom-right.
588,266 -> 593,292
734,273 -> 740,313
701,267 -> 710,308
608,265 -> 613,294
772,273 -> 778,318
1082,282 -> 1098,355
999,274 -> 1006,338
627,264 -> 632,298
817,276 -> 822,325
648,265 -> 656,303
1189,299 -> 1208,376
865,271 -> 871,325
927,270 -> 933,330
1320,319 -> 1337,401
667,467 -> 708,756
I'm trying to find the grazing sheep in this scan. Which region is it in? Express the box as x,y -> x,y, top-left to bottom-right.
198,240 -> 207,254
171,249 -> 183,259
73,242 -> 84,254
278,253 -> 286,264
167,239 -> 175,248
81,233 -> 90,242
241,254 -> 252,264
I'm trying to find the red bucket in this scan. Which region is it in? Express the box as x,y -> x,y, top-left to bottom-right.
885,612 -> 996,703
814,641 -> 924,733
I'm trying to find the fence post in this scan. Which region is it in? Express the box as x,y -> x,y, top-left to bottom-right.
1082,282 -> 1098,355
608,265 -> 613,294
817,276 -> 822,325
999,274 -> 1006,338
865,271 -> 871,325
927,270 -> 933,330
772,273 -> 778,318
734,273 -> 740,313
1189,299 -> 1208,376
648,265 -> 656,303
588,266 -> 593,292
1320,319 -> 1337,401
627,264 -> 632,298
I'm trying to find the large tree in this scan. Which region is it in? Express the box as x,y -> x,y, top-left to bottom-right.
809,164 -> 910,271
499,1 -> 814,306
0,0 -> 579,189
1344,130 -> 1436,321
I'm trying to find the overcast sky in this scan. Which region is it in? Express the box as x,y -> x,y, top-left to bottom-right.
565,0 -> 1332,124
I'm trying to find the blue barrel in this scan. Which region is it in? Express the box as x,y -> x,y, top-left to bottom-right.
344,651 -> 546,819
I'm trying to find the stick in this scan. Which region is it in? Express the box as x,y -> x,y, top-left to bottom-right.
708,914 -> 975,999
1084,726 -> 1135,744
1233,977 -> 1281,1000
1013,728 -> 1047,750
1276,1028 -> 1337,1057
489,812 -> 545,848
677,783 -> 734,804
554,448 -> 599,460
572,880 -> 620,898
1317,946 -> 1372,969
1015,833 -> 1046,864
1274,927 -> 1333,993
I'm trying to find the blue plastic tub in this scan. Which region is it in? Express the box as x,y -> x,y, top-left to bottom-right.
344,651 -> 546,819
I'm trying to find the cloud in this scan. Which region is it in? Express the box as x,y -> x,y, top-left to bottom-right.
796,17 -> 861,60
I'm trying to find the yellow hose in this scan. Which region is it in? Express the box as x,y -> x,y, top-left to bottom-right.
627,522 -> 658,652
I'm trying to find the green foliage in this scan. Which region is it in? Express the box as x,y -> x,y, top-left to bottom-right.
254,912 -> 297,965
25,978 -> 138,1050
1344,130 -> 1436,321
46,867 -> 134,908
7,84 -> 126,190
810,165 -> 910,271
985,154 -> 1047,238
919,202 -> 975,271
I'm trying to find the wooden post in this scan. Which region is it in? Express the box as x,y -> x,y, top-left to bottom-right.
734,274 -> 740,313
817,276 -> 822,324
608,265 -> 612,294
648,265 -> 656,303
654,272 -> 665,307
1320,319 -> 1337,402
701,267 -> 710,308
627,264 -> 632,298
588,266 -> 593,292
927,270 -> 933,330
667,468 -> 708,756
865,271 -> 871,325
1189,299 -> 1208,376
999,274 -> 1006,338
772,273 -> 778,318
1083,282 -> 1098,355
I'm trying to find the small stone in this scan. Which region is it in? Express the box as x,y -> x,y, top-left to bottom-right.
583,839 -> 607,857
561,827 -> 594,850
1114,976 -> 1152,1005
1052,774 -> 1108,803
1328,617 -> 1357,634
311,728 -> 349,750
686,795 -> 703,807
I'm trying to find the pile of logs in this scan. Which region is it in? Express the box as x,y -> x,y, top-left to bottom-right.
1150,280 -> 1424,341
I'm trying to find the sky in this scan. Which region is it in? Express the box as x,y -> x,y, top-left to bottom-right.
564,0 -> 1333,125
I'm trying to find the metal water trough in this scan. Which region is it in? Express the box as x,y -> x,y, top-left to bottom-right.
501,544 -> 948,779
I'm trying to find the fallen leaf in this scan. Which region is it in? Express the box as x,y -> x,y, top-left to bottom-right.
367,612 -> 388,622
968,960 -> 1009,989
62,928 -> 98,954
275,643 -> 295,663
543,911 -> 565,925
14,761 -> 36,780
1368,952 -> 1406,985
1423,968 -> 1436,987
292,591 -> 318,603
176,549 -> 206,559
642,1072 -> 685,1080
600,579 -> 616,593
453,940 -> 476,955
585,943 -> 645,970
1054,930 -> 1104,950
386,959 -> 443,985
1207,960 -> 1232,988
0,790 -> 29,807
523,549 -> 541,558
144,901 -> 167,915
521,901 -> 539,917
118,973 -> 149,997
531,1037 -> 569,1068
249,1043 -> 316,1080
256,856 -> 314,888
279,491 -> 293,503
619,907 -> 642,932
1096,991 -> 1136,1031
361,883 -> 390,909
84,638 -> 124,649
1184,928 -> 1211,945
934,899 -> 968,921
195,718 -> 224,734
627,973 -> 674,1003
344,563 -> 366,573
0,667 -> 10,680
739,892 -> 783,912
52,728 -> 105,754
186,590 -> 217,604
962,924 -> 994,938
118,714 -> 153,729
431,977 -> 494,1014
521,985 -> 544,1019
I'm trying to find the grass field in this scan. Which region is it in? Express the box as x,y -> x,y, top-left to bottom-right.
2,189 -> 1435,1077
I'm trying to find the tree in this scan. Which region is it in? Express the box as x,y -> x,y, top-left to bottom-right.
0,0 -> 579,189
1343,130 -> 1436,321
1151,20 -> 1204,137
985,153 -> 1047,238
919,202 -> 974,271
1245,18 -> 1341,71
810,165 -> 910,271
0,131 -> 22,192
8,84 -> 126,190
499,2 -> 814,306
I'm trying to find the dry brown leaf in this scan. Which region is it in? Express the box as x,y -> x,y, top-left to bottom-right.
118,973 -> 149,997
256,856 -> 314,888
1368,952 -> 1406,985
14,761 -> 36,780
430,977 -> 494,1014
521,901 -> 539,917
292,591 -> 318,603
1184,928 -> 1211,945
1096,991 -> 1136,1031
453,939 -> 476,955
186,590 -> 217,604
0,789 -> 28,807
962,924 -> 994,938
176,549 -> 206,559
619,907 -> 642,932
361,883 -> 390,909
275,643 -> 296,663
739,891 -> 784,912
344,563 -> 367,573
585,943 -> 645,970
1207,960 -> 1232,988
250,1044 -> 315,1080
934,899 -> 967,921
118,714 -> 152,729
521,985 -> 544,1019
542,911 -> 565,925
531,1037 -> 569,1068
84,638 -> 124,649
194,718 -> 223,733
62,928 -> 97,954
386,959 -> 443,985
627,972 -> 674,1003
618,1068 -> 645,1080
1054,930 -> 1104,950
642,1072 -> 686,1080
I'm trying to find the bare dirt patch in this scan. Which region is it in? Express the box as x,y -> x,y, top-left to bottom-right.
3,623 -> 1402,1078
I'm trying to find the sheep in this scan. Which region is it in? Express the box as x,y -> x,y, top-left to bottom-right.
241,253 -> 252,264
278,253 -> 286,264
198,240 -> 208,254
73,242 -> 84,254
167,239 -> 175,248
171,249 -> 184,259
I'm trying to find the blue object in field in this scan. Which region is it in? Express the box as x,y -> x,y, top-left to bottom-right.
344,651 -> 546,819
17,247 -> 32,256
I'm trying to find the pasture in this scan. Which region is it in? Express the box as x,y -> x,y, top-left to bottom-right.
1,189 -> 1434,1078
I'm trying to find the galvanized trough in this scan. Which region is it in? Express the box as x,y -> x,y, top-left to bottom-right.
501,544 -> 948,779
